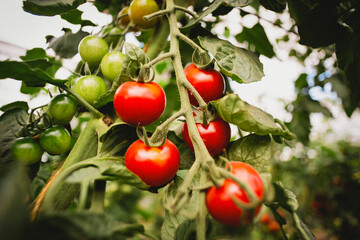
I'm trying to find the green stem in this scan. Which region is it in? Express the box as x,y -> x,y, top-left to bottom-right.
196,169 -> 207,240
78,181 -> 90,210
292,213 -> 311,240
150,110 -> 185,143
144,9 -> 173,21
63,85 -> 103,118
144,51 -> 175,69
177,32 -> 205,54
174,5 -> 198,18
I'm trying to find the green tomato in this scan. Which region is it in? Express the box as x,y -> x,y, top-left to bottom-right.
48,94 -> 78,125
39,126 -> 71,155
11,137 -> 43,165
78,36 -> 109,69
103,27 -> 123,47
100,51 -> 125,81
129,0 -> 159,30
72,75 -> 107,105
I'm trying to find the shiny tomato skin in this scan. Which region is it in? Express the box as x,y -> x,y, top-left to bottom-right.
206,161 -> 265,226
181,117 -> 231,156
39,126 -> 72,155
11,137 -> 43,165
125,139 -> 180,186
184,63 -> 225,106
72,75 -> 107,105
129,0 -> 159,30
78,36 -> 109,69
118,7 -> 131,28
100,51 -> 125,81
48,94 -> 78,125
113,81 -> 166,126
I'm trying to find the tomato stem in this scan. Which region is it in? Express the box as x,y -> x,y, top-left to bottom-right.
174,6 -> 198,18
143,51 -> 175,69
89,180 -> 106,213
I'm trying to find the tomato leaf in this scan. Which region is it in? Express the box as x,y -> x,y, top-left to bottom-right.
0,108 -> 28,166
48,28 -> 89,58
228,134 -> 272,173
199,35 -> 264,83
212,94 -> 295,139
0,101 -> 29,113
259,0 -> 286,13
235,23 -> 276,58
31,212 -> 144,240
60,9 -> 96,26
272,181 -> 298,213
0,60 -> 67,87
23,0 -> 85,16
99,123 -> 137,157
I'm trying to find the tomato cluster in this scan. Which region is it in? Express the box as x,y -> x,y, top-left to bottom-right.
206,162 -> 265,226
11,125 -> 72,165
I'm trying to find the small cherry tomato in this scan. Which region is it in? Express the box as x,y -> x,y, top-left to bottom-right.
118,7 -> 131,28
206,161 -> 265,226
100,51 -> 125,81
181,117 -> 231,156
39,126 -> 72,155
184,63 -> 225,106
78,36 -> 109,69
114,81 -> 166,126
125,139 -> 180,186
72,75 -> 107,105
48,94 -> 78,125
103,27 -> 123,47
11,137 -> 43,165
129,0 -> 159,30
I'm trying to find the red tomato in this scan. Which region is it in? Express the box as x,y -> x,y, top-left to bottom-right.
125,139 -> 180,186
206,162 -> 265,226
113,81 -> 166,126
184,63 -> 225,106
181,117 -> 231,156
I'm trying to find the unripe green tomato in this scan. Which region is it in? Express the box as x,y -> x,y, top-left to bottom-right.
78,36 -> 109,69
39,126 -> 71,155
48,94 -> 78,125
117,7 -> 131,29
129,0 -> 159,30
11,137 -> 43,165
100,51 -> 125,81
72,75 -> 107,105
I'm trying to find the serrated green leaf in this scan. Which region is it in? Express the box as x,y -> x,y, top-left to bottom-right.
0,60 -> 67,86
99,123 -> 137,157
199,35 -> 264,83
272,181 -> 298,212
174,219 -> 196,240
0,109 -> 28,165
212,94 -> 295,139
32,212 -> 144,240
228,134 -> 272,173
20,48 -> 47,61
0,101 -> 29,112
223,0 -> 253,7
60,9 -> 96,26
235,23 -> 275,58
48,28 -> 89,58
23,0 -> 85,16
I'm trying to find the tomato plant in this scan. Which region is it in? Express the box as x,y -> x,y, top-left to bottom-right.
125,139 -> 180,186
206,161 -> 265,226
181,116 -> 231,156
113,81 -> 166,126
78,36 -> 109,69
11,137 -> 43,165
184,63 -> 225,106
48,94 -> 78,125
100,51 -> 125,81
39,126 -> 72,155
1,0 -> 350,239
128,0 -> 159,30
72,75 -> 107,105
